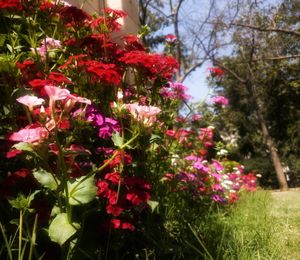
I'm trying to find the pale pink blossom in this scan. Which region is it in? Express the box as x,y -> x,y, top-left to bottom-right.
211,96 -> 229,106
9,125 -> 49,143
126,103 -> 161,127
44,85 -> 70,101
16,95 -> 44,111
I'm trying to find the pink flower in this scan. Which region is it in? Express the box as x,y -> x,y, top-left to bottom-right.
9,125 -> 49,143
126,103 -> 161,127
191,114 -> 202,122
44,85 -> 70,101
33,38 -> 61,60
165,34 -> 177,42
16,95 -> 44,111
211,96 -> 229,106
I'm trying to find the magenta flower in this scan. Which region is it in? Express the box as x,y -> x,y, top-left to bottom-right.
73,105 -> 120,139
9,125 -> 49,143
17,95 -> 44,111
211,96 -> 229,106
160,82 -> 191,101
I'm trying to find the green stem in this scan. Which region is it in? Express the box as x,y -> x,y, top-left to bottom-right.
69,132 -> 140,196
18,210 -> 23,260
0,223 -> 13,260
55,130 -> 72,221
24,107 -> 33,124
28,214 -> 38,260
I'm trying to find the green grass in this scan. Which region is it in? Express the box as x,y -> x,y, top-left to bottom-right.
270,190 -> 300,260
193,190 -> 284,259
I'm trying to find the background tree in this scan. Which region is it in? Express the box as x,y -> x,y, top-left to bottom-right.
139,0 -> 218,82
210,0 -> 300,189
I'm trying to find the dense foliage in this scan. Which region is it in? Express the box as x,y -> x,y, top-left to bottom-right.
209,0 -> 300,188
0,1 -> 256,259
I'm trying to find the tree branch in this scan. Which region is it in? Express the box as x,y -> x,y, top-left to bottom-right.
232,22 -> 300,37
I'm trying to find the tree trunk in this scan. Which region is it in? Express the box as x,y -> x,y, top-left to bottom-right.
256,110 -> 289,191
247,80 -> 288,191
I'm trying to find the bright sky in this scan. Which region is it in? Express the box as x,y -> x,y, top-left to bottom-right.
184,62 -> 211,102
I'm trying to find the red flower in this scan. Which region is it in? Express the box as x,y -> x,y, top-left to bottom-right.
48,72 -> 72,84
111,219 -> 135,231
123,35 -> 145,51
6,149 -> 22,159
29,79 -> 50,90
119,51 -> 178,80
97,180 -> 110,197
124,177 -> 151,206
39,1 -> 55,11
208,67 -> 224,77
106,204 -> 123,216
85,61 -> 121,85
105,151 -> 132,169
0,169 -> 36,199
100,8 -> 127,32
105,172 -> 120,184
17,60 -> 43,83
0,0 -> 23,11
59,6 -> 91,28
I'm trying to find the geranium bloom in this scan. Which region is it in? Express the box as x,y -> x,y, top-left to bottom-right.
9,125 -> 49,143
59,5 -> 91,28
126,103 -> 161,127
119,51 -> 178,80
0,0 -> 23,11
208,67 -> 224,77
111,219 -> 135,231
211,96 -> 229,106
17,95 -> 44,111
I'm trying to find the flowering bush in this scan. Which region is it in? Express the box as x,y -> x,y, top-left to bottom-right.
0,1 -> 256,259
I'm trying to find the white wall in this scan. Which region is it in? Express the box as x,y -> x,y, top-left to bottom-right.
66,0 -> 139,39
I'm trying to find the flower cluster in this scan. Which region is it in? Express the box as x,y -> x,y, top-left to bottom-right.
0,1 -> 257,258
160,82 -> 191,101
211,95 -> 229,106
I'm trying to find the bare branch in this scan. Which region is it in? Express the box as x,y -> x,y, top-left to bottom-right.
180,60 -> 206,83
231,22 -> 300,37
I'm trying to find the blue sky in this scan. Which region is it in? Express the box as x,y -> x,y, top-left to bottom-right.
184,62 -> 211,102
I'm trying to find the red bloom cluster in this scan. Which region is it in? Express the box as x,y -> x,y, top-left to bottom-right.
119,50 -> 178,80
208,67 -> 225,77
0,0 -> 23,11
100,7 -> 127,32
60,55 -> 121,86
97,173 -> 151,231
59,5 -> 91,28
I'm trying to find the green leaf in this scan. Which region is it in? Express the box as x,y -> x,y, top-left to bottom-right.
49,213 -> 80,246
13,142 -> 35,153
67,175 -> 97,206
150,134 -> 161,144
0,34 -> 6,47
147,200 -> 159,213
112,132 -> 123,147
8,191 -> 39,210
32,168 -> 59,191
